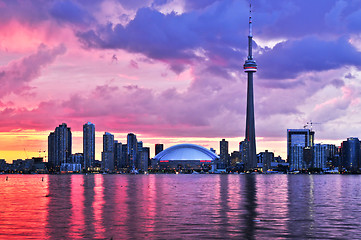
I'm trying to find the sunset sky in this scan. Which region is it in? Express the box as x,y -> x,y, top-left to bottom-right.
1,0 -> 361,162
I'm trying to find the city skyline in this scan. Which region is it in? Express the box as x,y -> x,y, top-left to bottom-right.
1,0 -> 361,161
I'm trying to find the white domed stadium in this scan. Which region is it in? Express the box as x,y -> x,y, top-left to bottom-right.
153,144 -> 219,171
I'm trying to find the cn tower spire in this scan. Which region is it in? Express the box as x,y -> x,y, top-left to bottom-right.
243,0 -> 257,171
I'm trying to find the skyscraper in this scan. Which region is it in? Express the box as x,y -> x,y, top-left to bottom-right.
48,132 -> 55,170
48,123 -> 72,171
287,129 -> 314,171
102,132 -> 114,172
219,139 -> 229,168
127,133 -> 138,170
243,2 -> 257,171
341,137 -> 360,171
155,144 -> 164,155
114,140 -> 122,170
83,122 -> 95,171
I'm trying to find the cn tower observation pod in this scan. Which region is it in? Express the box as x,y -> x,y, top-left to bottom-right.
153,144 -> 219,170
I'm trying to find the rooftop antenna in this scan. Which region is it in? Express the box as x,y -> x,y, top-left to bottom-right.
248,0 -> 253,60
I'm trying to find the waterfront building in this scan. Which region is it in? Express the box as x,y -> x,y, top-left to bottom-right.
290,145 -> 304,171
287,129 -> 314,171
243,3 -> 258,171
127,133 -> 138,170
121,144 -> 128,169
323,144 -> 338,168
230,151 -> 241,166
48,123 -> 72,171
240,140 -> 249,166
155,144 -> 164,155
138,146 -> 150,172
102,132 -> 114,172
259,150 -> 274,172
114,140 -> 122,170
303,146 -> 314,169
61,152 -> 82,172
219,139 -> 229,169
314,144 -> 327,169
48,132 -> 55,169
83,122 -> 95,170
341,137 -> 360,171
153,143 -> 219,171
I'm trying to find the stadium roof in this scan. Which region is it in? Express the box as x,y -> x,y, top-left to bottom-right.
154,143 -> 219,161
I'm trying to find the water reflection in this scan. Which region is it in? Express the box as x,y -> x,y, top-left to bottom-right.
243,175 -> 257,239
0,175 -> 49,239
46,175 -> 72,239
4,174 -> 361,239
287,175 -> 314,238
70,174 -> 84,239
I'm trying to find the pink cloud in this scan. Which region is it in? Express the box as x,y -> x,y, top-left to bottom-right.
0,44 -> 66,98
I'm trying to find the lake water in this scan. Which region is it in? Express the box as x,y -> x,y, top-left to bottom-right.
1,174 -> 361,239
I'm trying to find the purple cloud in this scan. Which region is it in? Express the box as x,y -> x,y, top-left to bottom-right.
0,44 -> 66,98
257,37 -> 361,80
49,0 -> 95,26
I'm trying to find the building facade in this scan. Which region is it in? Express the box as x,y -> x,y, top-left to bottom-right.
341,137 -> 360,171
48,123 -> 72,171
287,129 -> 314,171
155,144 -> 164,155
83,122 -> 95,171
219,139 -> 229,169
127,133 -> 138,170
114,140 -> 122,170
102,132 -> 114,172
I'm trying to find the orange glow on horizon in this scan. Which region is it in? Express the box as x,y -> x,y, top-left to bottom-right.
0,129 -> 290,163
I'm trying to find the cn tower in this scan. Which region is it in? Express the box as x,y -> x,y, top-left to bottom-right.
243,1 -> 257,171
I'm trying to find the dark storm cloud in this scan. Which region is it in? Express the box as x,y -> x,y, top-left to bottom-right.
77,1 -> 248,75
74,0 -> 361,81
257,37 -> 361,79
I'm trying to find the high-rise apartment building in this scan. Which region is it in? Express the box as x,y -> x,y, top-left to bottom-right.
155,144 -> 164,156
314,144 -> 327,169
48,132 -> 55,169
219,139 -> 229,168
127,133 -> 138,170
240,140 -> 250,166
83,122 -> 95,170
102,132 -> 114,172
48,123 -> 72,171
138,146 -> 150,172
121,144 -> 128,168
114,140 -> 122,170
341,137 -> 360,171
287,129 -> 314,171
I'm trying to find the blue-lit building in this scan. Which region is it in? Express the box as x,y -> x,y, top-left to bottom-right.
341,137 -> 360,171
287,129 -> 314,171
314,144 -> 327,169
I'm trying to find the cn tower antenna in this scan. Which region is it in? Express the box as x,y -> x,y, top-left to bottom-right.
249,1 -> 252,38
